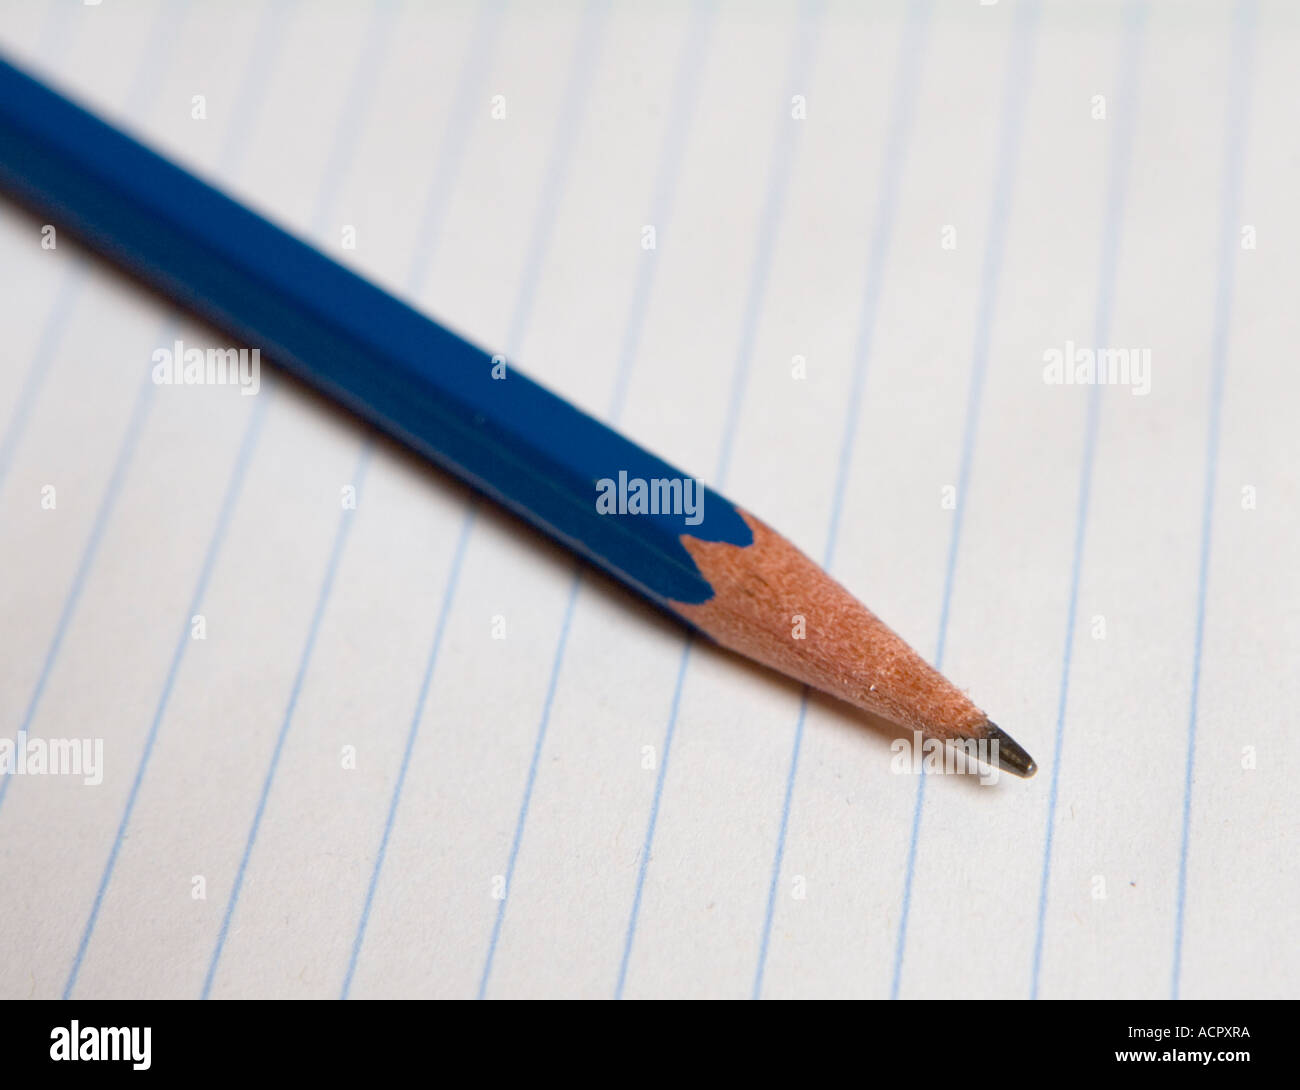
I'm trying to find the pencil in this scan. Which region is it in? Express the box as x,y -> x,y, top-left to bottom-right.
0,54 -> 1035,778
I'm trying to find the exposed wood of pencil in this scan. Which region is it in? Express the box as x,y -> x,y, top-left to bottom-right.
671,510 -> 1036,776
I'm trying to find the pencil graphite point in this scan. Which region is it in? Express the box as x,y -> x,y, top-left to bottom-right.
982,721 -> 1037,779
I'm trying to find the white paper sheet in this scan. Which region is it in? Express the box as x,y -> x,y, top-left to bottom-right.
0,0 -> 1295,1000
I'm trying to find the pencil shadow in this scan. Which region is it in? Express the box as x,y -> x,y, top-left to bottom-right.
674,639 -> 996,793
575,558 -> 1002,793
801,687 -> 997,794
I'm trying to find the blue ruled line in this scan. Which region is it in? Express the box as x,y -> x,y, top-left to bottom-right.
403,0 -> 506,302
477,575 -> 580,999
712,0 -> 823,491
751,0 -> 929,1002
891,0 -> 1040,1001
340,507 -> 477,999
1172,0 -> 1256,1003
0,263 -> 87,499
615,636 -> 693,999
606,0 -> 717,427
614,0 -> 824,1001
501,1 -> 609,365
1030,0 -> 1146,1001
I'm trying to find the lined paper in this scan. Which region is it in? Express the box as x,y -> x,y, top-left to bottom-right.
1,0 -> 1296,1000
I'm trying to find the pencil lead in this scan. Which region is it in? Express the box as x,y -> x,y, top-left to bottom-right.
983,721 -> 1037,778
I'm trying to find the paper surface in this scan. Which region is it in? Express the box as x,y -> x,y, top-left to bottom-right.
0,0 -> 1295,1000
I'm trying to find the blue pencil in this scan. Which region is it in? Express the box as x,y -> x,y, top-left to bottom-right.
0,54 -> 1033,777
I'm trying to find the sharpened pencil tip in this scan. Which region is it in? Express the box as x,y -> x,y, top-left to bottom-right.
984,721 -> 1037,778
